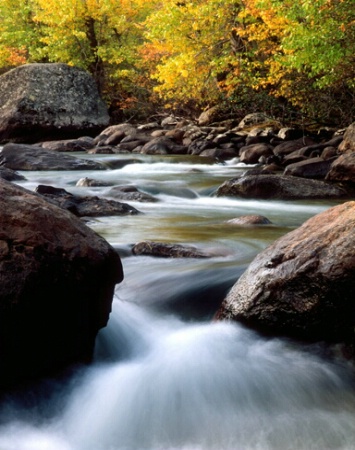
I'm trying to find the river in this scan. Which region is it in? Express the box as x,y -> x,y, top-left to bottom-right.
1,153 -> 355,449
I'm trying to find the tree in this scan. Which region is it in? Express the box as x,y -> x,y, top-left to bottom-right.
141,0 -> 243,107
1,0 -> 354,124
232,0 -> 355,123
0,0 -> 41,69
0,0 -> 158,112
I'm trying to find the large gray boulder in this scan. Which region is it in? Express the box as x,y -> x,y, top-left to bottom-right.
217,201 -> 355,351
0,178 -> 123,388
0,63 -> 110,143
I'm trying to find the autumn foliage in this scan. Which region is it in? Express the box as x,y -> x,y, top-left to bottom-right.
0,0 -> 354,125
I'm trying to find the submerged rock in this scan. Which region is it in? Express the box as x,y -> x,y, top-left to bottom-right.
0,179 -> 123,388
108,185 -> 158,203
217,201 -> 355,352
132,241 -> 210,258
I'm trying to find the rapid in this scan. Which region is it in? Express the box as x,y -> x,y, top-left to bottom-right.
1,153 -> 355,450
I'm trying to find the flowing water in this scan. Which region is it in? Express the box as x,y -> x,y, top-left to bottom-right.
1,153 -> 355,449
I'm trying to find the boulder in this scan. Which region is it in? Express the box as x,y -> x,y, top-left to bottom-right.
0,178 -> 123,388
338,122 -> 355,152
197,106 -> 220,126
35,185 -> 140,217
272,137 -> 315,157
0,143 -> 106,171
284,157 -> 337,179
326,152 -> 355,183
237,112 -> 270,128
321,146 -> 338,159
0,63 -> 109,143
216,174 -> 347,200
140,137 -> 186,155
277,128 -> 305,140
40,137 -> 95,152
132,241 -> 210,258
0,166 -> 26,182
288,135 -> 343,160
239,143 -> 273,164
94,124 -> 137,146
216,202 -> 355,351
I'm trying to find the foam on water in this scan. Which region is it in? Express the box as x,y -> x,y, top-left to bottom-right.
1,298 -> 355,450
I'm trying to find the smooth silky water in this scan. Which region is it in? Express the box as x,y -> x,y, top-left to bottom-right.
0,152 -> 355,449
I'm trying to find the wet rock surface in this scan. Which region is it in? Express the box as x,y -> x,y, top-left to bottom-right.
0,178 -> 123,388
217,201 -> 355,352
216,174 -> 347,200
35,185 -> 140,217
132,241 -> 210,258
0,143 -> 106,171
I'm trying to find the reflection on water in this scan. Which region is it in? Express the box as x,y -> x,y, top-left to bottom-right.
0,154 -> 354,449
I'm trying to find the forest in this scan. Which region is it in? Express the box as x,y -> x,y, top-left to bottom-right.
0,0 -> 354,126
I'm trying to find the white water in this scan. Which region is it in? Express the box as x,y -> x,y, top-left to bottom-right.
1,154 -> 355,449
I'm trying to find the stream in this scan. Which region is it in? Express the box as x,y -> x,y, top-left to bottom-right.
1,153 -> 355,449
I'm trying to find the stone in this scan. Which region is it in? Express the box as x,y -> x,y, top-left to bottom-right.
0,143 -> 106,171
132,241 -> 210,258
321,146 -> 338,160
237,113 -> 270,128
284,157 -> 337,179
115,140 -> 146,152
0,167 -> 26,182
197,106 -> 220,126
326,152 -> 355,183
277,128 -> 305,140
35,185 -> 140,217
216,174 -> 347,200
239,143 -> 273,164
94,124 -> 137,146
227,215 -> 272,225
338,122 -> 355,152
76,177 -> 112,187
40,137 -> 95,152
0,63 -> 109,143
272,137 -> 315,157
0,178 -> 123,388
140,137 -> 186,155
216,201 -> 355,350
108,185 -> 158,203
